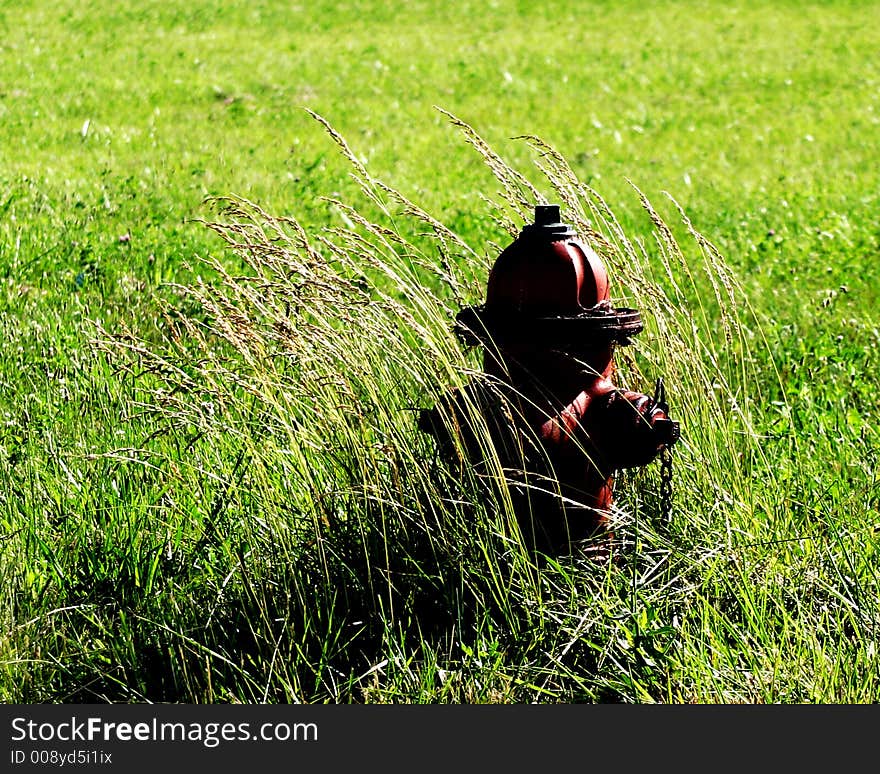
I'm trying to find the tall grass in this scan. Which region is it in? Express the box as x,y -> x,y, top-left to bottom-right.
7,112 -> 876,703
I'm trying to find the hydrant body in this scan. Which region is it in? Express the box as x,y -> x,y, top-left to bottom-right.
421,205 -> 679,554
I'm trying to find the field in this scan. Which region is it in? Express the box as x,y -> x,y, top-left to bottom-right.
1,0 -> 878,702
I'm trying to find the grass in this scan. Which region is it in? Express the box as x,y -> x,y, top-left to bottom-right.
1,0 -> 878,702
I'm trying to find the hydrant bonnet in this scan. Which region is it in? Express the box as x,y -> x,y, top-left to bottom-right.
456,205 -> 643,350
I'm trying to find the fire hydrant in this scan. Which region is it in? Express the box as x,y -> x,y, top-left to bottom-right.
420,204 -> 680,555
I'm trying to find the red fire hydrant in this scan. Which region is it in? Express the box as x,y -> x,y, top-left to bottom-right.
420,204 -> 680,555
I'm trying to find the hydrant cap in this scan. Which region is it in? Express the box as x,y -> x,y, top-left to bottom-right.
521,204 -> 577,241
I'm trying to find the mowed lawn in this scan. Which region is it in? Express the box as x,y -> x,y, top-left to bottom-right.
1,0 -> 878,702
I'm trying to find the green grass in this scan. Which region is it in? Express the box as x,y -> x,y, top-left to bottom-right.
1,0 -> 878,702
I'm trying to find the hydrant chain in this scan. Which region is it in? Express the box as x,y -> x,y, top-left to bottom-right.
660,444 -> 674,523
